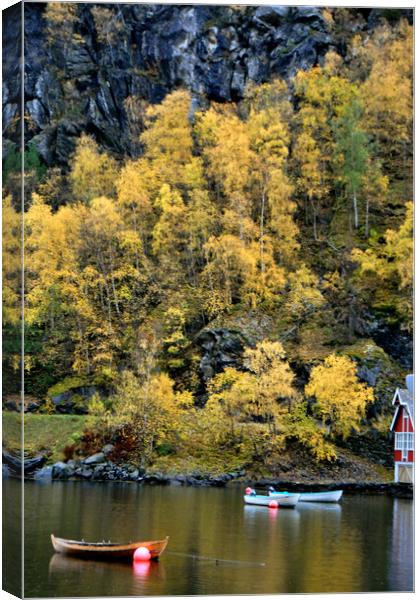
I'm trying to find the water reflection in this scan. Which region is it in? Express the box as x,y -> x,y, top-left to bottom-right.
48,552 -> 166,596
296,502 -> 342,515
12,479 -> 414,596
132,560 -> 151,578
388,498 -> 414,591
48,553 -> 133,575
243,504 -> 301,521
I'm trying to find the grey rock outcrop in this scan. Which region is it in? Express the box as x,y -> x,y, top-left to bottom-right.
50,385 -> 100,414
51,455 -> 147,482
2,4 -> 379,165
83,452 -> 106,465
196,328 -> 246,381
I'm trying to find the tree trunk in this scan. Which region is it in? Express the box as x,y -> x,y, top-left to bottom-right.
260,190 -> 266,273
309,196 -> 318,241
108,251 -> 120,315
353,189 -> 359,229
365,195 -> 370,238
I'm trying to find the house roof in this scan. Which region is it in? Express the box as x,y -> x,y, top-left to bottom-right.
390,385 -> 414,431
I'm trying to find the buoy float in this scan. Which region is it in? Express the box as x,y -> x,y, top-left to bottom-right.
268,500 -> 278,509
245,487 -> 252,495
133,546 -> 152,562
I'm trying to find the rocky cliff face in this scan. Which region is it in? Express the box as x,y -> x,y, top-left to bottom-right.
3,3 -> 410,166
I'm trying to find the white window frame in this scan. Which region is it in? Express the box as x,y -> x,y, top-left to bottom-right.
395,432 -> 414,451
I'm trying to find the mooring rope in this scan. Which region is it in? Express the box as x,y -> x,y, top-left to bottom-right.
166,551 -> 266,567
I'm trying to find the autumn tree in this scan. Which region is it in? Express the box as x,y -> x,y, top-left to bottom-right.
116,158 -> 155,244
76,196 -> 152,370
360,158 -> 389,238
70,135 -> 118,203
104,370 -> 193,465
202,234 -> 286,311
333,98 -> 370,231
2,196 -> 22,393
25,195 -> 84,375
195,104 -> 254,238
151,184 -> 189,287
161,307 -> 189,371
25,193 -> 151,377
36,167 -> 71,211
293,54 -> 360,241
357,20 -> 413,184
44,2 -> 82,65
2,196 -> 21,326
352,201 -> 413,330
283,266 -> 326,329
305,354 -> 374,438
91,5 -> 126,65
207,341 -> 295,432
140,90 -> 194,191
282,398 -> 337,461
196,98 -> 290,310
246,80 -> 299,267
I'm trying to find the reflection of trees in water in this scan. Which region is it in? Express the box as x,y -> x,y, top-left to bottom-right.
389,499 -> 414,591
48,553 -> 166,595
290,503 -> 350,593
24,484 -> 414,595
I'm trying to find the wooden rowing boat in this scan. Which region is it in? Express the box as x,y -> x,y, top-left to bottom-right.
3,450 -> 46,477
269,489 -> 343,503
51,534 -> 169,560
244,493 -> 300,508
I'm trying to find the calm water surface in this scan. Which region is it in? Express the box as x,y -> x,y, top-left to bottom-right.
4,478 -> 414,596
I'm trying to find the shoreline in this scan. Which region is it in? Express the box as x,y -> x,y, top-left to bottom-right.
5,467 -> 412,499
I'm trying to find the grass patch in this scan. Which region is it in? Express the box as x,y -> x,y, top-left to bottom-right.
2,412 -> 87,463
150,454 -> 247,477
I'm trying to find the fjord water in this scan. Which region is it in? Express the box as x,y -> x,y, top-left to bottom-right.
7,479 -> 413,596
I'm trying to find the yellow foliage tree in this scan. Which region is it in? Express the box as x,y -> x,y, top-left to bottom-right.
305,354 -> 374,438
2,196 -> 21,325
25,194 -> 150,375
195,104 -> 254,237
25,194 -> 88,373
352,201 -> 413,330
282,398 -> 337,461
246,80 -> 299,266
207,341 -> 295,431
109,370 -> 193,464
140,89 -> 194,190
152,184 -> 188,286
203,233 -> 286,310
284,266 -> 326,326
44,2 -> 82,61
70,135 -> 118,203
116,158 -> 154,239
358,20 -> 413,180
293,55 -> 359,240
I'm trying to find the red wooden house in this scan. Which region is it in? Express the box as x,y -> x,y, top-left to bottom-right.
390,374 -> 414,483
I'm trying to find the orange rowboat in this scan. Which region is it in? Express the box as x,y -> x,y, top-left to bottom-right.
51,534 -> 169,561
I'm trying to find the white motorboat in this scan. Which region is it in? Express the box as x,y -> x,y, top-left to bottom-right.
269,489 -> 343,503
244,492 -> 300,508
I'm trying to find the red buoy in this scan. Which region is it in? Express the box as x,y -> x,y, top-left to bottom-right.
133,546 -> 151,562
268,500 -> 278,509
245,487 -> 253,495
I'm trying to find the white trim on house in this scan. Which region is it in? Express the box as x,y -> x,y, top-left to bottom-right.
395,432 -> 414,451
390,389 -> 414,431
392,388 -> 401,406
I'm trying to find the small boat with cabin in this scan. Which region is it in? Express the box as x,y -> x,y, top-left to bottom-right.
50,534 -> 169,561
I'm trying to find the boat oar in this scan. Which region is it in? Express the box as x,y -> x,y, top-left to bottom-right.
166,551 -> 266,567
